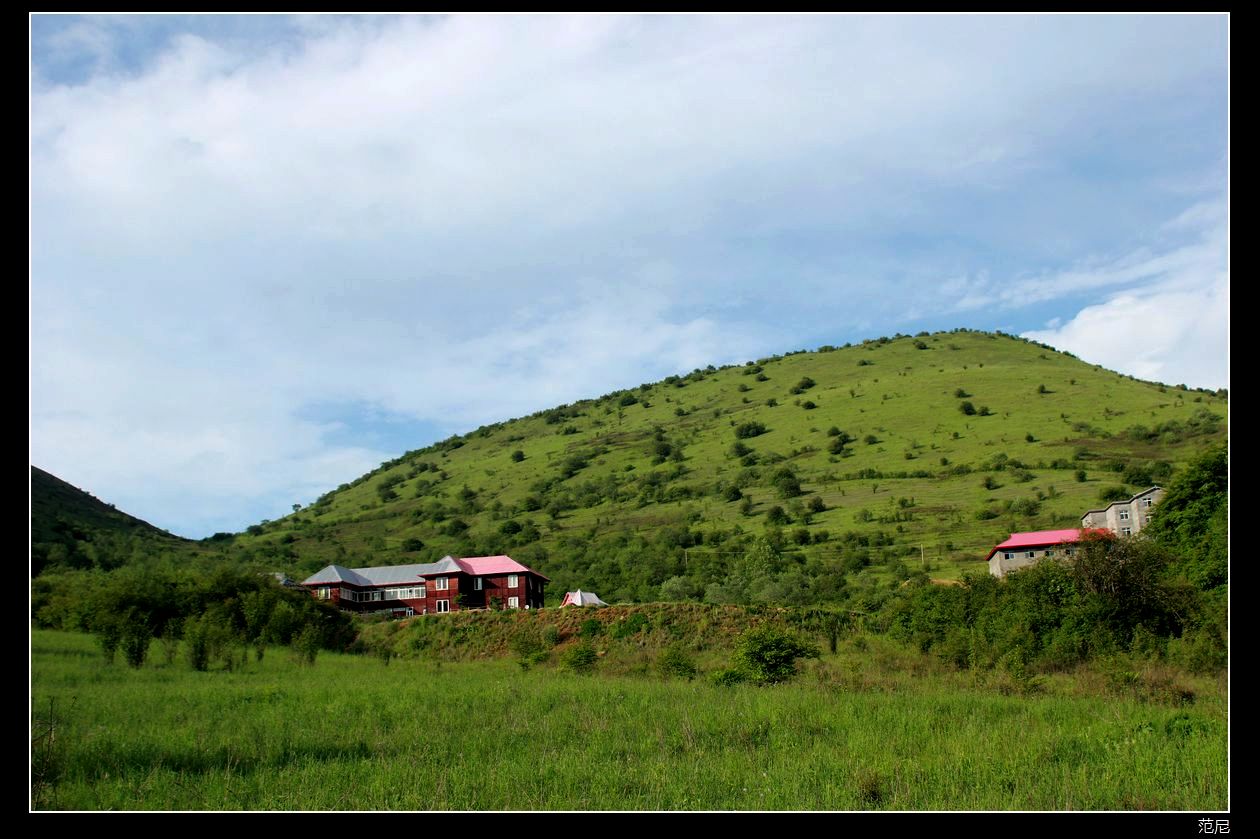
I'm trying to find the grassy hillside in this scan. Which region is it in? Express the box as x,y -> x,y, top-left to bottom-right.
30,466 -> 209,576
225,329 -> 1225,603
32,466 -> 178,544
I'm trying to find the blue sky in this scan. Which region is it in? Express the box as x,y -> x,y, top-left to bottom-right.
30,14 -> 1229,538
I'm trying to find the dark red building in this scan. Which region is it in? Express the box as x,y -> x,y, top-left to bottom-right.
301,554 -> 548,616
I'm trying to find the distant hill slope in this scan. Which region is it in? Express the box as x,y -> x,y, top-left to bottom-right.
31,466 -> 192,575
222,330 -> 1228,603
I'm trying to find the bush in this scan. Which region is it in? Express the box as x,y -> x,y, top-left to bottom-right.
1098,485 -> 1130,503
609,612 -> 649,639
560,641 -> 598,674
579,618 -> 604,639
732,626 -> 820,685
292,624 -> 321,666
511,450 -> 525,462
711,667 -> 749,686
959,401 -> 977,416
735,422 -> 767,439
510,629 -> 548,670
120,615 -> 151,669
656,644 -> 698,680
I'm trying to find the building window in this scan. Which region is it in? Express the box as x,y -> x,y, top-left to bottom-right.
508,574 -> 519,588
1120,527 -> 1131,536
474,578 -> 484,591
1026,551 -> 1035,559
435,577 -> 449,591
1141,498 -> 1153,507
508,596 -> 520,609
1045,550 -> 1054,557
317,586 -> 330,600
1004,552 -> 1014,560
436,600 -> 450,613
1119,510 -> 1130,521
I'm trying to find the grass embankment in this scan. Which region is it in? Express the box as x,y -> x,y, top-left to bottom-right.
32,629 -> 1227,810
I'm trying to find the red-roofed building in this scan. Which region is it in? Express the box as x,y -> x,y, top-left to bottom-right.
985,529 -> 1110,578
301,555 -> 548,616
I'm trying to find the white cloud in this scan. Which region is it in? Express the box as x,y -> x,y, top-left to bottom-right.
29,15 -> 1228,535
1018,197 -> 1227,390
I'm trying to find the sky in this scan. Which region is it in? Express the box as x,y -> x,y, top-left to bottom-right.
30,13 -> 1229,539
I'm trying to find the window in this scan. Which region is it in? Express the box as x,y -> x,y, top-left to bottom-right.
1141,497 -> 1153,507
1026,551 -> 1035,559
317,586 -> 330,600
1119,510 -> 1130,521
508,574 -> 519,588
1066,548 -> 1075,556
436,600 -> 450,613
508,596 -> 519,609
1004,552 -> 1014,560
473,578 -> 483,591
1120,527 -> 1131,536
435,577 -> 449,591
1045,550 -> 1054,557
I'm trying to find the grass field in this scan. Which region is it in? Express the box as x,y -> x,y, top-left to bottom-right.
31,629 -> 1227,811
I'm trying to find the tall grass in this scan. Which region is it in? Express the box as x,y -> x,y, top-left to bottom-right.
31,630 -> 1226,811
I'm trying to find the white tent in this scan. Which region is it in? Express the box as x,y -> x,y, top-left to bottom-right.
560,589 -> 608,607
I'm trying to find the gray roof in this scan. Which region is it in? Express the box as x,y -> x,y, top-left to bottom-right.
302,556 -> 464,587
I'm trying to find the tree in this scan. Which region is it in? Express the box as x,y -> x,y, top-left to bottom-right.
959,401 -> 977,416
511,450 -> 525,462
1145,444 -> 1228,589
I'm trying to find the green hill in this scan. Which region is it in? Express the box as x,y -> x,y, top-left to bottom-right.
225,329 -> 1225,604
31,466 -> 195,575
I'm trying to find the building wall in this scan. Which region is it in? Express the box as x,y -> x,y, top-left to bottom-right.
1080,487 -> 1164,536
307,572 -> 546,615
988,544 -> 1077,579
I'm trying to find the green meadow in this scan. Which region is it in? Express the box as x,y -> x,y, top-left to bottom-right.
31,629 -> 1227,811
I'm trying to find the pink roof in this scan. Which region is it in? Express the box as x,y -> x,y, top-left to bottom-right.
985,529 -> 1109,561
455,555 -> 551,581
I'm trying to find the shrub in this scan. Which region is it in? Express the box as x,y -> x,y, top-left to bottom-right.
510,629 -> 548,670
959,401 -> 977,416
732,626 -> 820,685
735,422 -> 767,439
579,618 -> 604,639
1098,485 -> 1130,503
120,614 -> 151,669
511,450 -> 525,462
184,617 -> 211,671
656,644 -> 698,680
560,641 -> 598,674
292,624 -> 321,666
954,388 -> 970,398
609,612 -> 649,639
